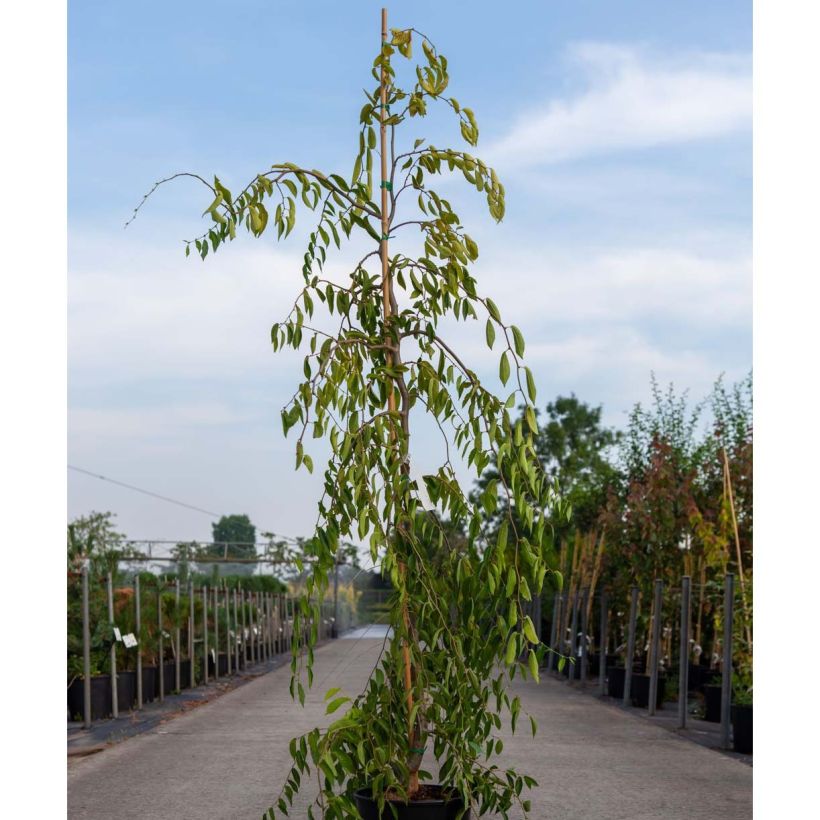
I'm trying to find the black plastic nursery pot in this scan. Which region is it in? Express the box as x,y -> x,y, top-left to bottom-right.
162,661 -> 177,693
218,653 -> 228,676
141,666 -> 157,703
731,705 -> 753,754
117,670 -> 136,711
607,666 -> 626,699
590,653 -> 619,677
67,672 -> 135,720
354,786 -> 469,820
703,684 -> 722,723
67,675 -> 111,721
629,673 -> 666,709
687,662 -> 707,692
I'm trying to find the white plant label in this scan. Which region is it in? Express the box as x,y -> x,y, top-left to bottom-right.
123,633 -> 138,648
113,627 -> 122,641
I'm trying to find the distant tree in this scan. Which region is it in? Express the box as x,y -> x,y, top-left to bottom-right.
475,394 -> 621,541
203,514 -> 257,577
67,511 -> 130,577
535,395 -> 622,534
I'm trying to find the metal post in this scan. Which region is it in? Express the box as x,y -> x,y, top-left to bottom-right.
547,593 -> 559,672
274,594 -> 281,654
233,587 -> 240,670
580,587 -> 590,684
333,561 -> 339,638
623,586 -> 639,707
561,591 -> 570,660
135,574 -> 142,709
648,579 -> 664,716
81,561 -> 91,728
248,591 -> 254,664
158,584 -> 164,702
598,591 -> 608,696
175,578 -> 181,692
240,587 -> 247,666
265,592 -> 273,661
678,576 -> 691,729
203,586 -> 209,685
189,579 -> 195,688
720,573 -> 734,749
567,590 -> 579,684
107,571 -> 119,718
224,583 -> 231,676
213,585 -> 219,680
252,592 -> 258,663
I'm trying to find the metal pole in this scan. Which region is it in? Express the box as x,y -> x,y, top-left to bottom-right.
233,587 -> 240,670
333,561 -> 339,638
224,583 -> 231,676
274,594 -> 281,654
248,591 -> 254,664
648,579 -> 664,716
580,587 -> 590,685
266,593 -> 272,661
158,584 -> 164,702
213,585 -> 219,680
561,591 -> 570,661
547,592 -> 559,672
240,586 -> 247,667
203,586 -> 209,685
720,573 -> 734,749
623,586 -> 639,707
189,579 -> 195,688
678,576 -> 691,729
567,590 -> 579,684
135,574 -> 143,709
599,591 -> 608,696
81,561 -> 91,728
252,592 -> 257,663
107,571 -> 119,718
175,578 -> 181,692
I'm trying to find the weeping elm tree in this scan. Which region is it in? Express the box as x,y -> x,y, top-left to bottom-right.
134,15 -> 566,819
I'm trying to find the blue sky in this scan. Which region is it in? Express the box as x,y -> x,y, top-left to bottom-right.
68,0 -> 751,547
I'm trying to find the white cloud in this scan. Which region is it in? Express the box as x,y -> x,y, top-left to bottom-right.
486,42 -> 751,168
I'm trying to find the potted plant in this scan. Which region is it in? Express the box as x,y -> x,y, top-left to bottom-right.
138,10 -> 567,817
702,673 -> 722,722
731,673 -> 752,754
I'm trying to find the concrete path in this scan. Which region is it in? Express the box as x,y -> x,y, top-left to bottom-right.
68,636 -> 752,819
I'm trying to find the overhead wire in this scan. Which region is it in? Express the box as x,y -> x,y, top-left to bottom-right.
67,464 -> 300,544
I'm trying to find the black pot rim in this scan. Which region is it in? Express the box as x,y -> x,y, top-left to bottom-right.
354,785 -> 462,806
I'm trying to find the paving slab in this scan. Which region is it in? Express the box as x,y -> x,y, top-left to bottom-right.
68,636 -> 752,819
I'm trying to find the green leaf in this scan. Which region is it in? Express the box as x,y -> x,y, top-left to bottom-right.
525,367 -> 537,402
486,298 -> 501,322
507,598 -> 517,630
505,566 -> 516,598
528,650 -> 540,683
523,615 -> 538,645
553,570 -> 564,591
485,319 -> 496,349
525,406 -> 537,434
511,325 -> 525,356
324,687 -> 341,701
505,632 -> 517,665
499,352 -> 510,385
325,696 -> 350,715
